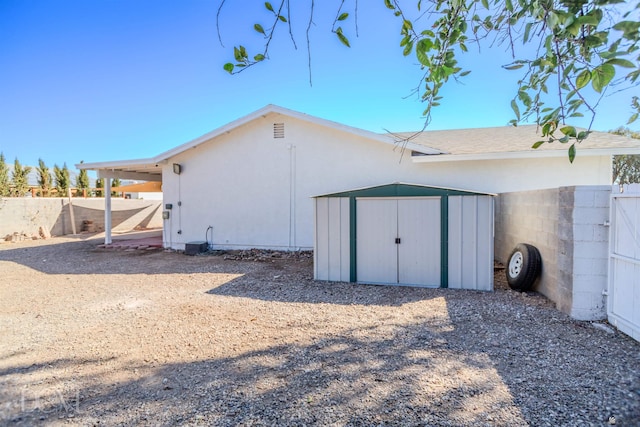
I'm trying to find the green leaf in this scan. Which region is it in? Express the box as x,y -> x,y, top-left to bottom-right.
605,58 -> 635,68
575,69 -> 591,89
265,2 -> 274,12
532,140 -> 545,149
577,131 -> 590,141
416,39 -> 432,66
523,22 -> 533,44
511,99 -> 520,121
338,12 -> 349,21
568,144 -> 576,163
254,54 -> 265,61
518,90 -> 532,108
628,113 -> 639,124
560,126 -> 577,137
459,70 -> 471,76
403,40 -> 414,56
254,24 -> 265,35
591,63 -> 615,93
481,0 -> 489,9
546,11 -> 559,30
503,63 -> 524,70
384,0 -> 394,9
223,63 -> 234,73
278,15 -> 287,22
613,21 -> 640,39
336,28 -> 350,47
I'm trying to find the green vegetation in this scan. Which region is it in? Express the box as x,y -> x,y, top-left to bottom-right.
221,0 -> 639,161
11,159 -> 32,197
76,160 -> 90,196
611,127 -> 640,186
54,163 -> 71,196
0,153 -> 9,197
36,158 -> 52,197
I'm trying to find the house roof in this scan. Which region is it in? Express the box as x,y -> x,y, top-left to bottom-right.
78,105 -> 441,180
392,125 -> 640,163
78,105 -> 640,179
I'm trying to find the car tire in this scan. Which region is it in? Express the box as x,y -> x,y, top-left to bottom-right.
506,243 -> 542,291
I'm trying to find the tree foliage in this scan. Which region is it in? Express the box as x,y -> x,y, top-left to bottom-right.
75,160 -> 90,196
95,177 -> 104,197
112,178 -> 121,197
36,158 -> 52,197
611,126 -> 640,186
54,163 -> 71,196
11,158 -> 32,197
220,0 -> 639,162
0,153 -> 9,197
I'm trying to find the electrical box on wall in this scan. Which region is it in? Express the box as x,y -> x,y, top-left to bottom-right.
162,211 -> 170,220
165,203 -> 173,210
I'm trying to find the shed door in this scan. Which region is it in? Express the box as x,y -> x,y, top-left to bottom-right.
356,198 -> 441,287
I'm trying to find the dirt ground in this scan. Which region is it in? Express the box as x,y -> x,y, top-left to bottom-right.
0,235 -> 639,426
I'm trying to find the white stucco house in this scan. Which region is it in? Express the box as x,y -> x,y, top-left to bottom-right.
79,104 -> 640,252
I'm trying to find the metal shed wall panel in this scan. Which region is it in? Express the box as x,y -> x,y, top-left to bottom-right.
448,196 -> 494,290
314,197 -> 350,281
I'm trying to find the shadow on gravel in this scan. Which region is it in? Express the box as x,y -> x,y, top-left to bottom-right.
0,238 -> 247,276
208,278 -> 448,307
0,238 -> 441,307
2,311 -> 639,426
2,239 -> 639,425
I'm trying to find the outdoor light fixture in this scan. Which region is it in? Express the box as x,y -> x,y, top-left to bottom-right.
173,163 -> 182,175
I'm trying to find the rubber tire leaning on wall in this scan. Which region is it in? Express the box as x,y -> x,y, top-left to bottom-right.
506,243 -> 542,291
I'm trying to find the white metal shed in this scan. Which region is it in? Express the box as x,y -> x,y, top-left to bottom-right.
314,183 -> 495,290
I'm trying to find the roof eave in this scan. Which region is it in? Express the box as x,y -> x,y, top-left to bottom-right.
411,147 -> 640,163
76,158 -> 164,170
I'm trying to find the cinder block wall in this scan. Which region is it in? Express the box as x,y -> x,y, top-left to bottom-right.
495,188 -> 561,303
0,198 -> 163,237
569,186 -> 610,320
495,186 -> 611,321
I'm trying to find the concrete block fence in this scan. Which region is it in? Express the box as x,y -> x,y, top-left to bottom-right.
0,198 -> 163,238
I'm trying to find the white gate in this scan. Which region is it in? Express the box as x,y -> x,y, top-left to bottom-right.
608,184 -> 640,342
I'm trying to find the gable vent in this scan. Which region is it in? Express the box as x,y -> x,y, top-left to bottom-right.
273,123 -> 285,139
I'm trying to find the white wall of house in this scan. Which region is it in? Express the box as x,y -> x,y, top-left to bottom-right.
160,111 -> 614,250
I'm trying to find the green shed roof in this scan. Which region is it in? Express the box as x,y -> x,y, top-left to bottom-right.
313,182 -> 496,198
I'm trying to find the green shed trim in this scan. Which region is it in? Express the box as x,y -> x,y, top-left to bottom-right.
315,182 -> 494,199
440,196 -> 448,288
315,183 -> 494,288
349,197 -> 357,282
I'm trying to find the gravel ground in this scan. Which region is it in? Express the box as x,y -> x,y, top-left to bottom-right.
0,235 -> 639,426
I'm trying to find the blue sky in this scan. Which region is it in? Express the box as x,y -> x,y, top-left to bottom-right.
0,0 -> 637,176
